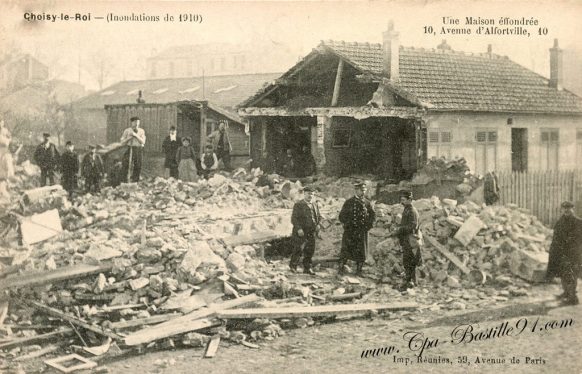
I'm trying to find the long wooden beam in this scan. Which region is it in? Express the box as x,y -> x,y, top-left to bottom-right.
331,59 -> 344,107
216,302 -> 418,319
25,300 -> 122,340
0,328 -> 73,350
124,294 -> 261,346
0,263 -> 113,291
424,235 -> 470,275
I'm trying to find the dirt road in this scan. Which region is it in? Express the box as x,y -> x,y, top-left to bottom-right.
95,283 -> 581,374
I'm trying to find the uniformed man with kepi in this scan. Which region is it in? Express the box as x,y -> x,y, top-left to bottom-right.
289,186 -> 321,275
388,190 -> 422,290
338,180 -> 376,276
546,201 -> 582,306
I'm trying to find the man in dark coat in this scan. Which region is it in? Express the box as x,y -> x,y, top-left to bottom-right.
389,191 -> 422,290
60,141 -> 79,199
339,181 -> 376,276
162,126 -> 181,179
207,121 -> 232,171
81,145 -> 104,194
290,186 -> 321,275
484,171 -> 500,205
34,133 -> 60,186
546,201 -> 582,305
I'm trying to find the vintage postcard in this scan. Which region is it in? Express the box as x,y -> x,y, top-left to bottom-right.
0,0 -> 581,373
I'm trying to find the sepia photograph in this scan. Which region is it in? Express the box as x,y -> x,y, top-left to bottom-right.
0,0 -> 581,372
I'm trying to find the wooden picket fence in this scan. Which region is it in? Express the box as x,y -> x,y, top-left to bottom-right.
496,170 -> 582,226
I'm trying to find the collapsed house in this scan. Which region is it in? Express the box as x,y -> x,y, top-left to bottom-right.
239,23 -> 582,178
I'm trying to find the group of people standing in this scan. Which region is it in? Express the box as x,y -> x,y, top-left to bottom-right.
34,133 -> 105,198
290,180 -> 423,291
290,181 -> 581,302
161,121 -> 231,182
31,116 -> 234,198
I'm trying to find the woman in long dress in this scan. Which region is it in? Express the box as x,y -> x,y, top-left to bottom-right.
176,137 -> 198,182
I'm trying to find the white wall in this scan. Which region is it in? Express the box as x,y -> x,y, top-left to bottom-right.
425,112 -> 582,174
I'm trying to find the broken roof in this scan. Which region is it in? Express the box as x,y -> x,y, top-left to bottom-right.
71,72 -> 281,110
242,41 -> 582,114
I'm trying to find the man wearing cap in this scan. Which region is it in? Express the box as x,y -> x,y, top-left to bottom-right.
388,191 -> 422,290
207,121 -> 232,171
34,133 -> 60,186
546,201 -> 582,305
60,141 -> 79,199
290,186 -> 321,275
162,126 -> 181,179
339,181 -> 376,276
81,145 -> 104,194
121,117 -> 146,182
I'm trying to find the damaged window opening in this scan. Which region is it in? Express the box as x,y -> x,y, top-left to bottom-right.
332,129 -> 351,148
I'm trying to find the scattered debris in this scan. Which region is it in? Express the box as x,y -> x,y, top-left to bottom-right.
44,353 -> 97,373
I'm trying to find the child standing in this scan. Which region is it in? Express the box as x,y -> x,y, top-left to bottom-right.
81,145 -> 104,193
200,144 -> 219,179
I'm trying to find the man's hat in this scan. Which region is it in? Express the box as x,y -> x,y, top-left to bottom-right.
88,144 -> 96,149
303,186 -> 315,193
561,201 -> 574,208
65,141 -> 72,146
353,180 -> 368,188
182,136 -> 192,143
400,190 -> 413,199
130,116 -> 140,122
43,133 -> 50,137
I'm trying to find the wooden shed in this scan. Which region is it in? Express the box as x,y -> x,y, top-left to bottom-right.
105,100 -> 249,176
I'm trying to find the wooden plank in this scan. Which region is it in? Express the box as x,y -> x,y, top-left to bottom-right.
0,263 -> 113,290
204,335 -> 221,358
124,294 -> 261,346
110,313 -> 180,329
326,292 -> 363,302
222,230 -> 289,247
424,235 -> 470,275
0,328 -> 73,350
14,344 -> 60,361
216,302 -> 418,319
25,300 -> 122,340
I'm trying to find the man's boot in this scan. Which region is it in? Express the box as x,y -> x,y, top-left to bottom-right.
355,262 -> 363,276
338,260 -> 347,275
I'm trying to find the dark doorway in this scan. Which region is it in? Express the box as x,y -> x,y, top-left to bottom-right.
511,128 -> 528,172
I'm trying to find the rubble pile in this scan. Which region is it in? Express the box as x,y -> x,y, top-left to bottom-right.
0,164 -> 558,371
371,197 -> 552,285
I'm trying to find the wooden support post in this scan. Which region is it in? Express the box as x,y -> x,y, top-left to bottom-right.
200,102 -> 207,155
312,116 -> 329,174
331,59 -> 344,107
261,120 -> 267,159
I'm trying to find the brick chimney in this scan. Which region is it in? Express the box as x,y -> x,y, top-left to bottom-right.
382,21 -> 399,81
437,40 -> 451,50
549,39 -> 563,90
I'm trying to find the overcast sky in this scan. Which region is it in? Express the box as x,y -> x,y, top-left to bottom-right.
1,0 -> 581,91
